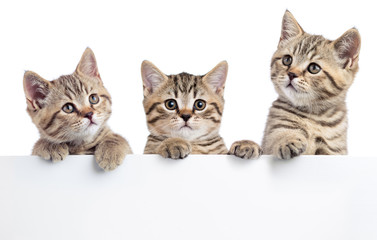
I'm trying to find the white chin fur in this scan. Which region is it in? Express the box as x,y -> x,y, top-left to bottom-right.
84,123 -> 100,136
73,119 -> 102,141
280,77 -> 310,106
282,85 -> 298,102
170,126 -> 205,141
282,86 -> 313,107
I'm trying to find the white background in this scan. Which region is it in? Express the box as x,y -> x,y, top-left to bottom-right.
0,0 -> 376,156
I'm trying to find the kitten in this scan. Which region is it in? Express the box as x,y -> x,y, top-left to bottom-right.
141,60 -> 261,159
262,10 -> 361,159
23,48 -> 132,171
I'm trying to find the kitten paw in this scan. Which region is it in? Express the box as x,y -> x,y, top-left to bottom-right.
229,140 -> 262,159
275,138 -> 307,160
32,139 -> 69,162
95,133 -> 131,171
158,138 -> 192,159
95,142 -> 129,172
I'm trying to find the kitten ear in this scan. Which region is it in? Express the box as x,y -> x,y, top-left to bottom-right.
23,71 -> 50,110
279,10 -> 304,45
141,60 -> 168,96
203,61 -> 228,96
75,47 -> 101,80
333,28 -> 361,69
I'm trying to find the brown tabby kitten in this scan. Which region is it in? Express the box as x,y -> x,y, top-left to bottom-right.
262,10 -> 361,159
23,48 -> 132,171
142,60 -> 261,159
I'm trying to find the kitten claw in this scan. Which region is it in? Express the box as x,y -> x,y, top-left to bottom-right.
275,138 -> 307,160
32,139 -> 69,162
229,140 -> 262,159
158,138 -> 192,159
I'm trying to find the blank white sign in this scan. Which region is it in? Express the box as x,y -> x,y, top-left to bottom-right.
1,155 -> 376,240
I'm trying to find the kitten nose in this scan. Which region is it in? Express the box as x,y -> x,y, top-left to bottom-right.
181,114 -> 191,122
84,111 -> 93,120
288,72 -> 298,81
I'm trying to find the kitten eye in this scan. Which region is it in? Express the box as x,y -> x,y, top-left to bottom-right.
89,94 -> 99,104
282,55 -> 292,66
308,63 -> 321,74
62,103 -> 74,113
165,99 -> 177,110
194,99 -> 206,111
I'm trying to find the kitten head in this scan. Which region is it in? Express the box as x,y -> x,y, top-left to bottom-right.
271,10 -> 361,109
23,48 -> 112,143
141,60 -> 227,141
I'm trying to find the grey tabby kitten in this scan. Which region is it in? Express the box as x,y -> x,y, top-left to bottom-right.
23,48 -> 132,170
142,60 -> 262,159
262,10 -> 361,159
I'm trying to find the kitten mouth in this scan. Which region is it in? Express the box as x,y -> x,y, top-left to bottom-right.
180,124 -> 192,130
286,83 -> 297,92
87,120 -> 97,127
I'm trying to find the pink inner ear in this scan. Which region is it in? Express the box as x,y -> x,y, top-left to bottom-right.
86,55 -> 99,77
343,37 -> 360,60
24,73 -> 49,108
143,74 -> 153,90
78,51 -> 101,79
279,12 -> 303,44
27,83 -> 46,101
335,30 -> 361,58
206,65 -> 227,93
141,63 -> 165,93
280,18 -> 291,42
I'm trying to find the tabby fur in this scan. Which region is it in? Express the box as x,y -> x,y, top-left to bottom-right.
262,10 -> 361,159
142,61 -> 261,159
23,48 -> 132,170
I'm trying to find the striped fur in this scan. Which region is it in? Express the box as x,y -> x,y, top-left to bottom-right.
142,61 -> 261,159
262,10 -> 361,159
23,48 -> 132,170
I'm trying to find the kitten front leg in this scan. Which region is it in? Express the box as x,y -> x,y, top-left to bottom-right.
157,138 -> 192,159
32,138 -> 69,162
229,140 -> 262,159
95,133 -> 132,171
